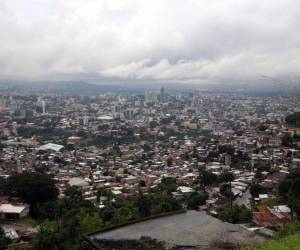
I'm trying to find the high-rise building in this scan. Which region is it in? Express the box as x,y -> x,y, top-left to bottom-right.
124,109 -> 134,120
145,91 -> 158,104
113,104 -> 125,119
0,96 -> 5,112
41,101 -> 46,114
160,87 -> 165,102
36,100 -> 46,114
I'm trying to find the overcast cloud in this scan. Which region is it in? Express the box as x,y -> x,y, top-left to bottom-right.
1,0 -> 300,84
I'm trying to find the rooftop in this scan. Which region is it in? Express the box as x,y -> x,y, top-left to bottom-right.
88,210 -> 264,249
37,143 -> 64,152
0,203 -> 27,214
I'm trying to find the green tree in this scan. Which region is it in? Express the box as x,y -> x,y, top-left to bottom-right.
217,204 -> 252,224
100,204 -> 116,222
279,170 -> 300,220
149,120 -> 158,128
218,171 -> 234,183
136,191 -> 152,217
220,183 -> 233,198
0,228 -> 11,250
156,177 -> 177,193
199,170 -> 218,188
150,193 -> 181,215
282,133 -> 294,147
258,124 -> 268,131
31,222 -> 62,250
276,222 -> 300,238
96,188 -> 113,203
187,192 -> 208,210
5,172 -> 58,205
65,186 -> 84,203
250,183 -> 266,198
255,163 -> 271,173
218,144 -> 235,156
285,112 -> 300,127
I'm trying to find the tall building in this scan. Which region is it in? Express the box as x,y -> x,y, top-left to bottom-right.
124,109 -> 134,120
36,100 -> 46,114
79,116 -> 89,126
41,101 -> 46,114
0,96 -> 5,112
145,91 -> 158,104
160,87 -> 165,102
113,104 -> 125,119
176,92 -> 182,101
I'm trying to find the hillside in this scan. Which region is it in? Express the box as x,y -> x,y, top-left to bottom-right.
244,233 -> 300,250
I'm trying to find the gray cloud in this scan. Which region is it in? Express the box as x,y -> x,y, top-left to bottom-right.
1,0 -> 300,84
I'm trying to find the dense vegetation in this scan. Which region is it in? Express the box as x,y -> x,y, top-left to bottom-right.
217,204 -> 252,224
0,228 -> 11,250
278,170 -> 300,219
17,125 -> 138,147
244,223 -> 300,250
1,172 -> 58,205
243,167 -> 300,250
245,233 -> 300,250
0,174 -> 186,249
0,171 -> 258,249
285,112 -> 300,127
250,183 -> 267,198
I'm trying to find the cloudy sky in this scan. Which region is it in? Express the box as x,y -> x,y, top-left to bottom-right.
1,0 -> 300,85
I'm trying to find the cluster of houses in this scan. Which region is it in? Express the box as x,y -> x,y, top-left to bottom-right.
0,92 -> 299,242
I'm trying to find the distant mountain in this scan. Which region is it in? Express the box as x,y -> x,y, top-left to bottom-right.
0,80 -> 299,95
0,81 -> 139,95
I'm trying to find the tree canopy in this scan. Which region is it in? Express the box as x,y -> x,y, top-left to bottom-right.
217,204 -> 252,224
199,170 -> 218,188
285,112 -> 300,127
250,183 -> 267,198
31,184 -> 182,250
2,172 -> 58,205
186,192 -> 208,210
279,170 -> 300,219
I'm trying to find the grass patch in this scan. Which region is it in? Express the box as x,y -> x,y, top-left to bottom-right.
243,233 -> 300,250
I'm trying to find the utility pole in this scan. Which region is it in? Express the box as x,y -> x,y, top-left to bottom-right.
228,166 -> 234,223
230,178 -> 233,223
